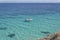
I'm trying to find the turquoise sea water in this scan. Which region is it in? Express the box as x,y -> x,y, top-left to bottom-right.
0,3 -> 60,40
0,14 -> 60,40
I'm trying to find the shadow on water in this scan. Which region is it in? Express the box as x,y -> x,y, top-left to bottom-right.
0,27 -> 7,30
0,15 -> 24,19
40,31 -> 50,34
0,16 -> 23,19
8,34 -> 15,38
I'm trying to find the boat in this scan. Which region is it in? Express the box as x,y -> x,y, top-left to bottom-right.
25,18 -> 32,22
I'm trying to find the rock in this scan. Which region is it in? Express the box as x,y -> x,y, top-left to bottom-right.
38,31 -> 60,40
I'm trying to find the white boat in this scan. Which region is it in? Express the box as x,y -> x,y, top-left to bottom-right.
25,18 -> 32,22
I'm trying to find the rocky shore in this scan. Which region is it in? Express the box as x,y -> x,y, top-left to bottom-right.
37,31 -> 60,40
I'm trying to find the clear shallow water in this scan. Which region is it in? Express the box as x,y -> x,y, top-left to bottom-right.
0,14 -> 60,40
0,3 -> 60,40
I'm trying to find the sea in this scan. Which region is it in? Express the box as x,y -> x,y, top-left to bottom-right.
0,3 -> 60,40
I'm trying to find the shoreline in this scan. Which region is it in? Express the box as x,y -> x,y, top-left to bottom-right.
37,31 -> 60,40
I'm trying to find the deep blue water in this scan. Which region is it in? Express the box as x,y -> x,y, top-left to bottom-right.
0,3 -> 60,15
0,3 -> 60,40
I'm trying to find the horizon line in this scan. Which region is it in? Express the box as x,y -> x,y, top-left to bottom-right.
0,1 -> 60,3
0,2 -> 60,3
